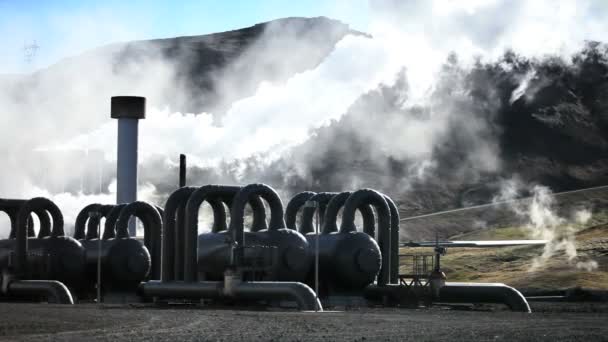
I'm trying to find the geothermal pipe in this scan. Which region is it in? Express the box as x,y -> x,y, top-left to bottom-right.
184,185 -> 242,281
140,279 -> 322,311
8,197 -> 74,304
15,197 -> 65,274
284,191 -> 317,230
102,204 -> 127,240
3,199 -> 53,239
85,205 -> 114,240
111,96 -> 145,237
6,280 -> 74,304
383,194 -> 400,284
164,185 -> 266,281
219,194 -> 268,233
341,189 -> 391,285
179,154 -> 187,187
439,282 -> 531,312
141,183 -> 322,311
304,192 -> 376,236
161,187 -> 228,281
115,201 -> 162,279
74,204 -> 113,240
364,282 -> 531,312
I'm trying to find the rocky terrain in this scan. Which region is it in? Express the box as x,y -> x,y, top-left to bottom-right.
0,303 -> 607,341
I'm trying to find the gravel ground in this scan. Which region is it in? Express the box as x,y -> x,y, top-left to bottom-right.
0,302 -> 607,341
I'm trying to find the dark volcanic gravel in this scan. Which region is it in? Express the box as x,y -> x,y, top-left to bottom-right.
0,303 -> 606,341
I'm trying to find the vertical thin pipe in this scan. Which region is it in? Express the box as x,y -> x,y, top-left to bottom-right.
179,154 -> 186,188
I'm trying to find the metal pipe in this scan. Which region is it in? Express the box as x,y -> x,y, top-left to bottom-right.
177,195 -> 225,279
111,96 -> 146,237
2,199 -> 30,238
184,185 -> 241,281
232,281 -> 322,311
209,198 -> 229,233
85,205 -> 114,240
340,189 -> 391,285
300,192 -> 332,234
162,186 -> 196,282
140,280 -> 322,311
383,194 -> 400,284
6,280 -> 74,304
321,192 -> 351,234
247,196 -> 268,232
440,282 -> 531,313
229,184 -> 286,247
15,197 -> 64,275
164,186 -> 264,281
102,204 -> 127,240
218,193 -> 268,232
179,154 -> 186,187
317,192 -> 375,236
284,191 -> 316,230
140,280 -> 222,299
4,200 -> 53,239
34,209 -> 52,238
115,201 -> 162,279
74,204 -> 101,240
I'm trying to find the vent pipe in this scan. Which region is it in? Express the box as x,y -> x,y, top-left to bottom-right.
111,96 -> 145,236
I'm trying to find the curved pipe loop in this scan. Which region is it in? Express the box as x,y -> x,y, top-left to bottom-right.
85,205 -> 114,240
315,192 -> 376,236
228,184 -> 286,247
440,282 -> 531,313
208,198 -> 228,233
284,191 -> 317,231
75,204 -> 114,240
184,185 -> 242,281
382,194 -> 400,284
162,187 -> 197,282
7,280 -> 74,304
74,204 -> 101,240
216,193 -> 268,233
115,201 -> 162,279
321,192 -> 351,234
102,204 -> 127,240
247,196 -> 268,232
4,200 -> 54,239
299,192 -> 333,234
2,199 -> 31,239
340,189 -> 391,286
14,197 -> 64,276
34,209 -> 52,239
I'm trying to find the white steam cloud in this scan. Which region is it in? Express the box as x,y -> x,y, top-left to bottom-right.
1,0 -> 607,237
495,180 -> 599,272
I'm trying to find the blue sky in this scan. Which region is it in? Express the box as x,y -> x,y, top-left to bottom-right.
0,0 -> 369,73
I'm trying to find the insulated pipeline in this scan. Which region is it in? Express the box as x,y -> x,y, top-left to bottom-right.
341,189 -> 391,285
115,201 -> 162,279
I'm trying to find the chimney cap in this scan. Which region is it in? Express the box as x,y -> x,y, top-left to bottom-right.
111,96 -> 146,119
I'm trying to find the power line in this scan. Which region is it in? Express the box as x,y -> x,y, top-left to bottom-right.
400,184 -> 608,222
23,40 -> 40,63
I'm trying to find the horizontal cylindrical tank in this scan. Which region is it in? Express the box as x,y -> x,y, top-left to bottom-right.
72,202 -> 152,292
286,191 -> 380,291
184,185 -> 271,281
1,197 -> 86,289
114,201 -> 159,280
229,184 -> 310,281
191,184 -> 310,282
301,191 -> 382,291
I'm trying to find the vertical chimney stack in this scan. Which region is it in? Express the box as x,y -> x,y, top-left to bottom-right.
111,96 -> 145,237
